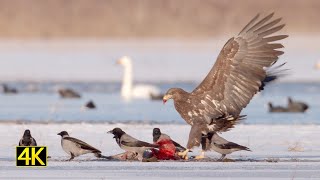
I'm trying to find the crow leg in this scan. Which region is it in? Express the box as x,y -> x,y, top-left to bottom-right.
218,154 -> 226,161
68,153 -> 75,161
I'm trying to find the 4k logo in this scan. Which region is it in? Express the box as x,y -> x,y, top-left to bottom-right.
16,146 -> 47,167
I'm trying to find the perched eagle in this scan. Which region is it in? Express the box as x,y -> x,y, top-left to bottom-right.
163,13 -> 288,159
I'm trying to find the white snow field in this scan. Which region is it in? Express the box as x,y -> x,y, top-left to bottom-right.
1,123 -> 320,179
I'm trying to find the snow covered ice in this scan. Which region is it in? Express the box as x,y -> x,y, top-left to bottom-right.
1,123 -> 320,179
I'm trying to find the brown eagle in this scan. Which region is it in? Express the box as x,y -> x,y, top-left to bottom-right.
163,13 -> 288,159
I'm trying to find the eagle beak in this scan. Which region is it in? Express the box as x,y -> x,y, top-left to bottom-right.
163,99 -> 167,104
163,94 -> 171,104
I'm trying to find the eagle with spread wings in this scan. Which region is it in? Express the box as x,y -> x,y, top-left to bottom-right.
162,13 -> 288,159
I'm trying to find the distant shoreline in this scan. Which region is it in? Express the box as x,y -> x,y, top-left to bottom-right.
0,120 -> 319,125
0,0 -> 318,38
0,119 -> 184,125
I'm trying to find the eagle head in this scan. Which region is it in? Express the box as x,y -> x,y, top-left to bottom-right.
163,88 -> 188,104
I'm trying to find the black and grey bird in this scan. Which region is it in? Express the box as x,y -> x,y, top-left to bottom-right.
150,93 -> 164,101
2,84 -> 18,94
153,128 -> 187,152
85,100 -> 96,109
58,88 -> 81,98
108,128 -> 159,160
57,131 -> 103,161
268,102 -> 288,112
287,97 -> 309,112
19,129 -> 37,146
200,132 -> 251,160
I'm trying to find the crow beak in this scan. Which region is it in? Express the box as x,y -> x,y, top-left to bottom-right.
107,130 -> 113,134
57,132 -> 61,136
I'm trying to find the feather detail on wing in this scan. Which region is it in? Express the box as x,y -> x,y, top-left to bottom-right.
260,62 -> 288,91
121,140 -> 159,148
64,137 -> 101,153
211,115 -> 246,132
191,13 -> 287,117
213,142 -> 251,151
172,140 -> 187,152
31,138 -> 37,146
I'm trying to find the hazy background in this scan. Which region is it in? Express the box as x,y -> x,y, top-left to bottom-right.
0,0 -> 318,123
0,0 -> 318,38
0,0 -> 318,82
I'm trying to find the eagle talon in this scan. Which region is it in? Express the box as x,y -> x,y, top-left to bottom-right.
194,151 -> 205,160
178,149 -> 189,160
194,155 -> 205,160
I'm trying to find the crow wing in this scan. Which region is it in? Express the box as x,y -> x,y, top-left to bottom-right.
172,140 -> 187,151
64,137 -> 101,153
214,142 -> 251,151
121,140 -> 159,148
31,137 -> 37,146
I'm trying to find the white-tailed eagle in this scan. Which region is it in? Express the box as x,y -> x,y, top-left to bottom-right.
163,13 -> 288,159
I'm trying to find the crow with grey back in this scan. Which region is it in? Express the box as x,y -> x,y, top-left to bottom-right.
153,128 -> 187,152
268,97 -> 309,113
162,13 -> 288,159
57,131 -> 103,161
268,102 -> 288,112
19,129 -> 37,146
58,88 -> 81,98
201,132 -> 251,160
108,127 -> 159,161
287,97 -> 309,112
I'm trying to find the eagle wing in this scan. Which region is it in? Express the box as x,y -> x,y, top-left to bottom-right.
191,13 -> 287,122
64,137 -> 101,153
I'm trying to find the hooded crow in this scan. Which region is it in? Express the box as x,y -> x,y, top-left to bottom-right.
288,97 -> 309,112
200,132 -> 251,160
268,102 -> 288,112
58,88 -> 81,98
152,128 -> 187,153
108,128 -> 158,161
84,100 -> 96,109
19,129 -> 37,146
57,131 -> 103,161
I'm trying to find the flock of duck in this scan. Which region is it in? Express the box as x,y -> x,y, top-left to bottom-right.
1,55 -> 310,114
1,56 -> 164,110
268,97 -> 309,113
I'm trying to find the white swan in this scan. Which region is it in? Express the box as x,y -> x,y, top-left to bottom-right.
117,56 -> 161,100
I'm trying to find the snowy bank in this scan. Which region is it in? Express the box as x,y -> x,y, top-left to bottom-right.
0,123 -> 320,179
